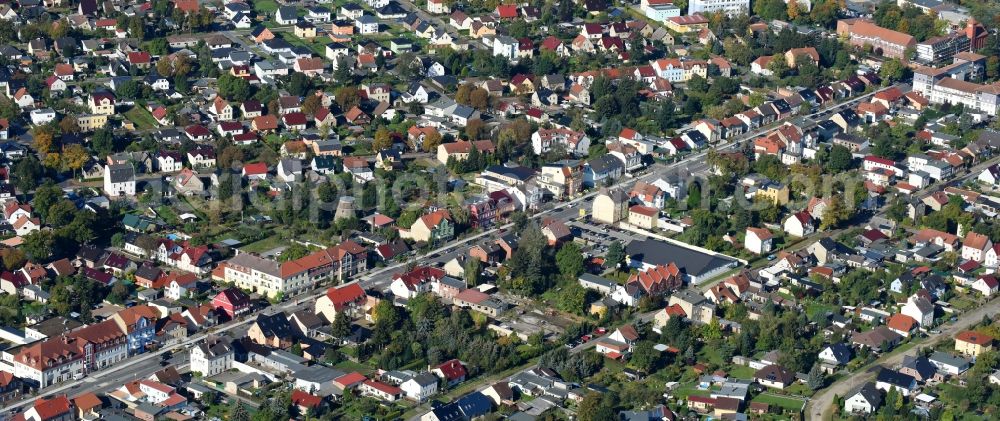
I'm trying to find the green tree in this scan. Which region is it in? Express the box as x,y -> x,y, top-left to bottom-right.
823,144 -> 853,173
218,73 -> 251,101
555,242 -> 584,279
686,182 -> 703,210
807,363 -> 825,390
22,229 -> 55,261
605,241 -> 624,272
148,38 -> 169,55
629,341 -> 659,372
12,155 -> 43,196
92,128 -> 115,156
464,257 -> 482,286
557,283 -> 587,314
230,401 -> 250,421
373,127 -> 394,151
118,80 -> 142,99
886,198 -> 907,223
754,0 -> 789,21
331,312 -> 352,339
286,72 -> 312,97
107,282 -> 130,304
879,58 -> 909,83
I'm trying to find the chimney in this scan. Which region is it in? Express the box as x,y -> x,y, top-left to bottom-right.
967,18 -> 977,40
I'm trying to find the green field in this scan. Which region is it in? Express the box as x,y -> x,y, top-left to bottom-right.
124,106 -> 157,130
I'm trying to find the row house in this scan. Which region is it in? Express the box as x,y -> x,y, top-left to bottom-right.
649,58 -> 707,82
468,190 -> 516,228
111,305 -> 161,356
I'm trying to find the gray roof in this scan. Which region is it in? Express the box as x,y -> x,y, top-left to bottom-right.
625,238 -> 737,278
409,372 -> 439,387
277,6 -> 298,20
106,163 -> 135,183
848,382 -> 882,408
822,343 -> 852,364
293,365 -> 345,383
928,351 -> 970,369
438,276 -> 465,290
484,164 -> 536,182
279,158 -> 303,173
587,154 -> 623,175
876,368 -> 915,388
578,273 -> 617,289
228,253 -> 281,278
196,337 -> 233,358
672,289 -> 706,306
452,104 -> 476,119
901,355 -> 936,379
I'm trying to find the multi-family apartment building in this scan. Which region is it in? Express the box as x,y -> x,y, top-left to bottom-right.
916,33 -> 970,64
11,320 -> 127,388
687,0 -> 748,16
222,241 -> 367,298
836,18 -> 916,59
912,53 -> 999,116
190,336 -> 234,377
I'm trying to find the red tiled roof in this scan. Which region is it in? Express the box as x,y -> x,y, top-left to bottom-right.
436,359 -> 466,381
746,227 -> 773,241
32,396 -> 72,420
964,232 -> 990,250
496,4 -> 518,18
629,205 -> 658,217
335,372 -> 367,387
956,330 -> 993,346
243,162 -> 268,175
363,379 -> 402,395
325,283 -> 366,311
887,313 -> 917,333
291,390 -> 324,408
175,0 -> 199,12
253,115 -> 278,130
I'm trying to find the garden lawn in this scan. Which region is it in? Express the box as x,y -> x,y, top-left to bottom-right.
950,295 -> 978,311
697,345 -> 725,366
253,0 -> 279,13
806,303 -> 834,320
155,205 -> 180,226
241,236 -> 286,253
752,393 -> 806,411
282,33 -> 327,56
124,107 -> 157,130
671,383 -> 711,400
334,359 -> 371,373
727,365 -> 756,379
